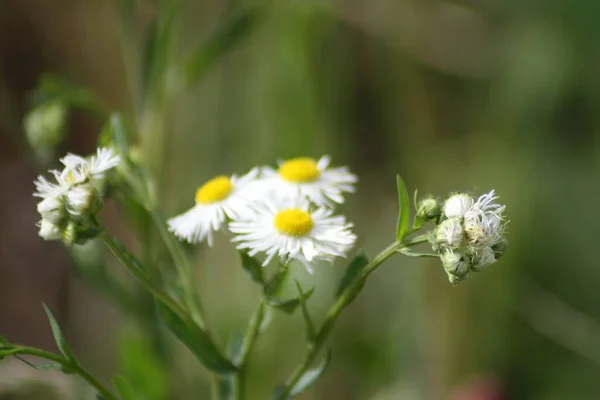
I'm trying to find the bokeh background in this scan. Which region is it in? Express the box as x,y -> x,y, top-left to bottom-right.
2,0 -> 600,399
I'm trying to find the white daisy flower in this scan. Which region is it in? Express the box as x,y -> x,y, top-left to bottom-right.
38,219 -> 62,240
167,169 -> 259,246
464,190 -> 506,248
443,193 -> 474,219
259,156 -> 357,207
435,218 -> 464,248
228,197 -> 356,273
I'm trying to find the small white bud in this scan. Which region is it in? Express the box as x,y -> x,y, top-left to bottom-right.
440,250 -> 470,285
24,101 -> 67,159
417,197 -> 441,222
37,195 -> 65,224
38,219 -> 62,241
472,246 -> 496,272
443,193 -> 473,219
436,218 -> 464,248
66,183 -> 100,216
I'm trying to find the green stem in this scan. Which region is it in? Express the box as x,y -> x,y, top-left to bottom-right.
231,300 -> 267,400
276,236 -> 427,398
101,232 -> 190,324
5,345 -> 117,400
149,209 -> 208,330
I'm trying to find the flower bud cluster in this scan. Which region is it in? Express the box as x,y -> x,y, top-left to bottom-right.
431,190 -> 507,285
34,148 -> 120,245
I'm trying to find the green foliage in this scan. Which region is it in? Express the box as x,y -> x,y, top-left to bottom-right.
336,249 -> 369,302
395,175 -> 411,242
42,304 -> 77,364
288,350 -> 331,397
113,376 -> 144,400
117,331 -> 168,400
294,280 -> 316,342
239,252 -> 264,284
268,287 -> 314,315
182,8 -> 261,85
156,301 -> 237,374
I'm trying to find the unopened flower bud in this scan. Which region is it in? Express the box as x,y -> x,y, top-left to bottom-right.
492,240 -> 508,260
24,100 -> 67,159
62,219 -> 102,246
471,246 -> 496,272
441,250 -> 470,285
66,184 -> 101,216
416,197 -> 441,222
443,193 -> 473,219
38,219 -> 62,240
436,218 -> 464,248
37,195 -> 65,224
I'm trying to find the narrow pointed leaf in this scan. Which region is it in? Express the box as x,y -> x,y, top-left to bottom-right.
156,301 -> 237,374
264,264 -> 289,299
268,287 -> 315,314
183,8 -> 261,84
294,280 -> 316,342
109,113 -> 130,155
240,252 -> 264,284
396,175 -> 411,242
289,350 -> 332,397
43,304 -> 76,364
336,249 -> 369,299
113,376 -> 142,400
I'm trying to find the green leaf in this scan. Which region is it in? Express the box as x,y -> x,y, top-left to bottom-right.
156,301 -> 237,374
217,332 -> 244,400
113,376 -> 143,400
43,304 -> 77,364
109,113 -> 130,155
264,263 -> 289,299
183,8 -> 261,84
117,330 -> 168,400
294,280 -> 316,342
272,350 -> 332,399
239,252 -> 264,284
395,174 -> 411,242
268,287 -> 315,314
336,249 -> 369,299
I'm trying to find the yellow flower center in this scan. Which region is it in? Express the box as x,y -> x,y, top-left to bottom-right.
195,176 -> 233,204
274,208 -> 314,237
278,157 -> 320,182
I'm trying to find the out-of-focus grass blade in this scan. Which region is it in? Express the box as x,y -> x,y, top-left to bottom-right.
396,174 -> 411,242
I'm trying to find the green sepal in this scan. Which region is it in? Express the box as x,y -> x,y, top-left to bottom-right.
396,175 -> 411,242
294,280 -> 316,342
268,287 -> 315,314
336,249 -> 369,299
42,304 -> 77,364
239,252 -> 264,284
155,301 -> 237,374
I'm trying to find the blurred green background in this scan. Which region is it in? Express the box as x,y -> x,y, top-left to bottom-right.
2,0 -> 600,399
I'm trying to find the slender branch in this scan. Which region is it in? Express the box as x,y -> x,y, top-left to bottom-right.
101,232 -> 190,324
276,236 -> 427,398
3,345 -> 117,400
149,209 -> 208,330
231,300 -> 267,400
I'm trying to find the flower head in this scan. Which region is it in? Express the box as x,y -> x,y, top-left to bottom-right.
259,156 -> 357,207
33,147 -> 121,244
432,189 -> 507,284
167,169 -> 258,246
229,197 -> 356,273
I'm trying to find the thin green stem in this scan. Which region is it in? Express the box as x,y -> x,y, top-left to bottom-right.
5,346 -> 117,400
101,232 -> 189,323
276,236 -> 427,398
149,209 -> 208,330
231,300 -> 267,400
